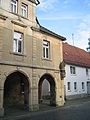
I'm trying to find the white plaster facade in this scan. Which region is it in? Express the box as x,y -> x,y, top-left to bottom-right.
64,62 -> 90,99
63,43 -> 90,99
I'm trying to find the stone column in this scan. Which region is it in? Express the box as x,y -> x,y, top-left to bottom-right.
28,69 -> 39,111
55,75 -> 65,106
0,87 -> 4,117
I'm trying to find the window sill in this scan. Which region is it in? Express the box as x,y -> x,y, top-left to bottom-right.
70,74 -> 76,76
67,90 -> 71,92
42,57 -> 52,61
9,11 -> 29,20
10,52 -> 26,57
20,15 -> 29,20
74,90 -> 77,92
9,11 -> 18,16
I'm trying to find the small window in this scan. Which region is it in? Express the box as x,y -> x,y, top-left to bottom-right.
70,66 -> 76,74
11,0 -> 18,13
82,82 -> 85,90
86,68 -> 89,76
13,32 -> 23,53
43,40 -> 50,59
74,82 -> 77,91
67,82 -> 71,91
21,3 -> 27,17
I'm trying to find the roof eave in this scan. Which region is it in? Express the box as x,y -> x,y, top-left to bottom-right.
64,61 -> 90,68
40,25 -> 66,41
29,0 -> 40,5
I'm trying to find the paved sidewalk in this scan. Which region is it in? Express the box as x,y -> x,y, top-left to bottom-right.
1,96 -> 90,120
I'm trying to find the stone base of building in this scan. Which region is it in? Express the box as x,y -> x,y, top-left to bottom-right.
0,108 -> 4,117
66,93 -> 88,100
29,104 -> 39,111
56,99 -> 65,107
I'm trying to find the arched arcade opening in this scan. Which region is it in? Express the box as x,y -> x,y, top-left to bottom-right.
4,71 -> 29,111
38,74 -> 56,106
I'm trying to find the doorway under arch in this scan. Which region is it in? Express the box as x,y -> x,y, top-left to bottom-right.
4,71 -> 29,111
38,74 -> 56,106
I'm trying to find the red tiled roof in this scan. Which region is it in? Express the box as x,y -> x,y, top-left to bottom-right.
63,43 -> 90,68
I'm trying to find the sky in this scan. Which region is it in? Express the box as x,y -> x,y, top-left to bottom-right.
36,0 -> 90,50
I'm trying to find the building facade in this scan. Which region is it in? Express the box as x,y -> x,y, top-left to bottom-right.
0,0 -> 66,116
63,43 -> 90,100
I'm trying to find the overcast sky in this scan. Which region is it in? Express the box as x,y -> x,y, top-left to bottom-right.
36,0 -> 90,50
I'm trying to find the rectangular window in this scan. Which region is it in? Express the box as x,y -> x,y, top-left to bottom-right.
43,40 -> 50,59
74,82 -> 77,90
67,82 -> 71,91
82,82 -> 85,90
11,0 -> 17,13
13,32 -> 23,53
86,68 -> 89,76
21,3 -> 27,17
70,66 -> 76,74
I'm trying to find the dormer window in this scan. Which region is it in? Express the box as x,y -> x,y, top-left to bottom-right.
11,0 -> 18,13
21,3 -> 27,17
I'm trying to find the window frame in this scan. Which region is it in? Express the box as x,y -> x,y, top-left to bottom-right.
70,66 -> 76,75
13,31 -> 23,54
86,68 -> 89,76
21,3 -> 28,17
11,0 -> 18,14
67,82 -> 71,91
43,40 -> 50,59
74,82 -> 77,91
82,82 -> 85,90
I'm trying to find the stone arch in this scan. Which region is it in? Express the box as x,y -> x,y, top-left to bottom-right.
38,73 -> 56,106
4,70 -> 30,111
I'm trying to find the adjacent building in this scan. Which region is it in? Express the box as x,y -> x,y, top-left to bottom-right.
0,0 -> 66,116
63,43 -> 90,100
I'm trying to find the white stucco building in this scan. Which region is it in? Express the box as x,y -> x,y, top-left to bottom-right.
63,43 -> 90,99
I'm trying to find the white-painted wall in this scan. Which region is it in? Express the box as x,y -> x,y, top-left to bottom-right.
64,64 -> 90,99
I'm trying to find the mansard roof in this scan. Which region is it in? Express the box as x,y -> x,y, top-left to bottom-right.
63,43 -> 90,68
